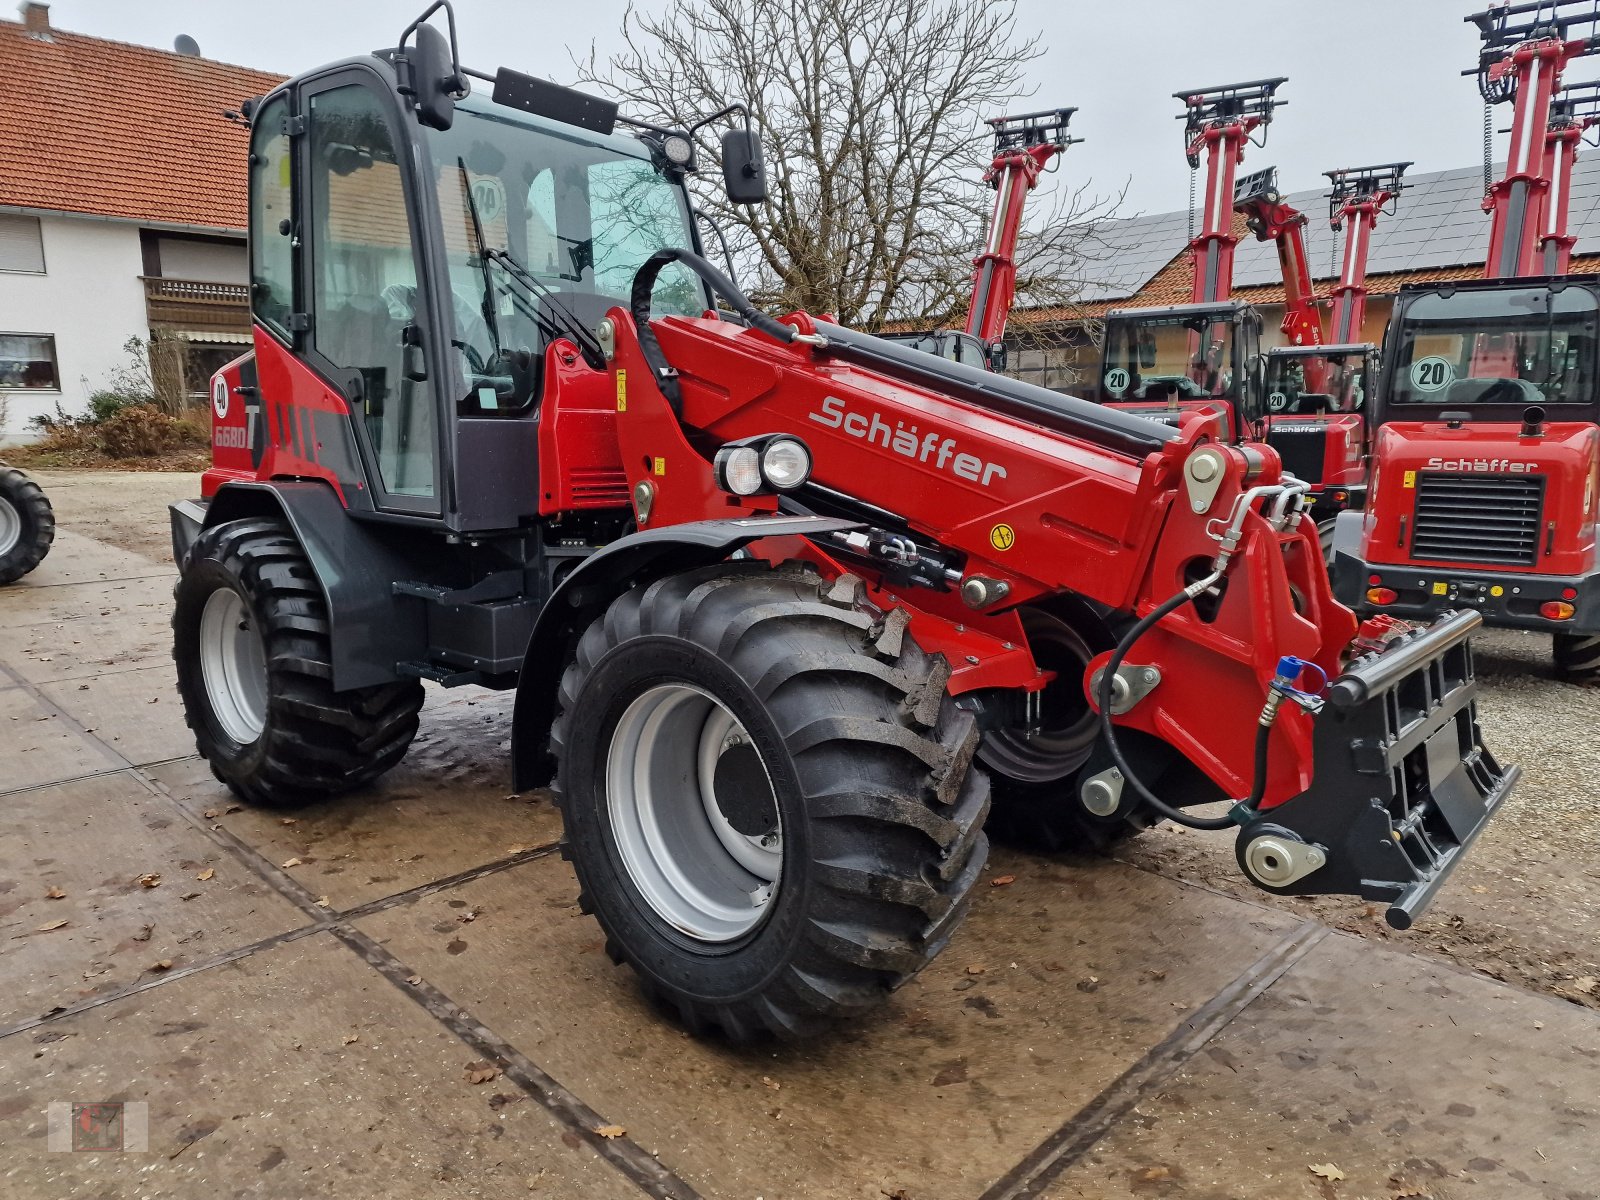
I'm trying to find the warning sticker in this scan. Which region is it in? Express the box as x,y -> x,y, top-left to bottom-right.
989,523 -> 1016,551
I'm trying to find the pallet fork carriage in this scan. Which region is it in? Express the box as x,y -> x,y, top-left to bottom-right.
171,2 -> 1515,1041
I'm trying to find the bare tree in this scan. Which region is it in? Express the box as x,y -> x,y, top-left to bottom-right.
581,0 -> 1117,332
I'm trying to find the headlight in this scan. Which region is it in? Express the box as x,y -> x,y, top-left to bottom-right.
662,134 -> 694,168
760,437 -> 811,490
714,446 -> 763,495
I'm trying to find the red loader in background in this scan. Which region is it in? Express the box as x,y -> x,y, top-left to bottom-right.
1331,0 -> 1600,682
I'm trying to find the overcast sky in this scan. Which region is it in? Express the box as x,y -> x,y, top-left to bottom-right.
49,0 -> 1600,221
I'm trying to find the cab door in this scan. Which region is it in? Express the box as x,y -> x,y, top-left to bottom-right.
297,69 -> 446,516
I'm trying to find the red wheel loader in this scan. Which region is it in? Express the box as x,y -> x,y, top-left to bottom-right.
170,3 -> 1516,1041
1329,0 -> 1600,684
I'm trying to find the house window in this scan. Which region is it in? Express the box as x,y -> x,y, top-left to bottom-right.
0,215 -> 46,274
0,333 -> 60,390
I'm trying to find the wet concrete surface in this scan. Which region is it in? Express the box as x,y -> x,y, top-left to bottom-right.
2,497 -> 1598,1198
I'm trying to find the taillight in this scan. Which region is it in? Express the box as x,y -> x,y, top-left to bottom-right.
1541,600 -> 1576,621
1367,587 -> 1398,605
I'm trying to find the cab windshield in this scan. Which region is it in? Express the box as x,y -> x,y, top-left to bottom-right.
425,97 -> 705,412
1101,314 -> 1237,402
1264,350 -> 1371,415
1389,285 -> 1599,410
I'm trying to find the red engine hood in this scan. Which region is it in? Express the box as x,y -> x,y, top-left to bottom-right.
1364,419 -> 1598,575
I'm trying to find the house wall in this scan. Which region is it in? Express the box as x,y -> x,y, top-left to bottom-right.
0,215 -> 149,443
156,236 -> 247,284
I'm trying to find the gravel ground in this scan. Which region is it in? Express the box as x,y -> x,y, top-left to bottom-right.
23,467 -> 1598,1013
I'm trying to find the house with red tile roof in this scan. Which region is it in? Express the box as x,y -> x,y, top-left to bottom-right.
0,2 -> 284,440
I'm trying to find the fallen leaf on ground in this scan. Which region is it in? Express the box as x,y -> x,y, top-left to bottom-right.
1309,1163 -> 1346,1181
405,974 -> 423,986
593,1124 -> 626,1139
45,886 -> 66,899
196,868 -> 214,882
281,858 -> 302,869
35,919 -> 69,932
149,959 -> 174,972
225,805 -> 242,814
1574,976 -> 1597,994
279,818 -> 297,826
202,809 -> 219,819
965,964 -> 986,976
316,897 -> 331,908
132,924 -> 153,942
342,1033 -> 360,1045
465,1063 -> 501,1085
1137,1166 -> 1172,1182
1393,1189 -> 1430,1198
180,892 -> 200,901
1469,884 -> 1489,893
761,1076 -> 780,1090
989,874 -> 1016,887
138,873 -> 161,888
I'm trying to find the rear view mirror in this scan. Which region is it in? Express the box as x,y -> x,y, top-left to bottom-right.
406,22 -> 460,131
1137,334 -> 1157,370
721,129 -> 768,204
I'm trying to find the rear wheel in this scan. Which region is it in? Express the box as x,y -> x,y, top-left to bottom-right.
1553,631 -> 1600,685
172,517 -> 424,808
1317,518 -> 1337,565
552,564 -> 989,1041
0,466 -> 54,585
978,607 -> 1146,852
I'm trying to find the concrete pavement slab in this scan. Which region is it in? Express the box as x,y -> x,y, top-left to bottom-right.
0,933 -> 640,1199
0,571 -> 173,629
0,606 -> 170,685
356,847 -> 1300,1200
39,664 -> 192,767
0,773 -> 304,1031
0,686 -> 118,793
1044,931 -> 1600,1200
0,528 -> 172,589
146,691 -> 563,910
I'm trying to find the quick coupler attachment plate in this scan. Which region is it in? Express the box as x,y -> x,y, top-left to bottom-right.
1234,609 -> 1519,930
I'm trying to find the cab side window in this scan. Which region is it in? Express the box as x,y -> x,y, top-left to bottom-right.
249,95 -> 294,338
307,84 -> 436,501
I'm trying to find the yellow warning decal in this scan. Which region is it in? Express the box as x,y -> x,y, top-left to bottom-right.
1431,582 -> 1449,596
616,369 -> 627,412
653,457 -> 667,477
989,523 -> 1016,551
1489,585 -> 1504,597
1403,470 -> 1416,489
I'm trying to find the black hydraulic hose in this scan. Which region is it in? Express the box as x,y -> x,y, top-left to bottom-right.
1096,579 -> 1243,831
630,247 -> 799,415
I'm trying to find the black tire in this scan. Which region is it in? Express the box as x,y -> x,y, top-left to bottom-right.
0,466 -> 54,585
1553,631 -> 1600,685
551,563 -> 989,1042
978,607 -> 1147,853
172,517 -> 423,808
1317,518 -> 1337,566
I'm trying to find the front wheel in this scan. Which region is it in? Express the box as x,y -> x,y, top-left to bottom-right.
0,466 -> 54,585
1553,631 -> 1600,685
552,564 -> 989,1042
172,517 -> 424,808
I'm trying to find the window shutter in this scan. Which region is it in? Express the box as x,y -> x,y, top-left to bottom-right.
0,215 -> 45,273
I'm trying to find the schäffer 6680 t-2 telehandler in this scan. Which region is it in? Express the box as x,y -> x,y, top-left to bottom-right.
170,4 -> 1517,1041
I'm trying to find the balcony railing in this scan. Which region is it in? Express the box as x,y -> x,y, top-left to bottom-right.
142,276 -> 251,335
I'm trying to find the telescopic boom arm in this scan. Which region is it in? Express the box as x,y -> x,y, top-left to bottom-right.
1324,162 -> 1410,342
1233,166 -> 1323,348
1174,78 -> 1287,303
1469,0 -> 1600,278
964,108 -> 1080,346
1538,81 -> 1600,274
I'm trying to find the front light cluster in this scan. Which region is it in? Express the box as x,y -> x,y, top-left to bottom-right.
713,436 -> 813,496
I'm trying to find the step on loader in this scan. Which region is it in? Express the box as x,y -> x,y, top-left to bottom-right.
170,3 -> 1518,1041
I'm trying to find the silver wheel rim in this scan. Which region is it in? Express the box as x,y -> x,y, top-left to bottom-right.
605,683 -> 783,942
0,496 -> 19,559
198,588 -> 268,745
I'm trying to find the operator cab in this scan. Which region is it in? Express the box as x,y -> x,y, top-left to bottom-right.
1097,300 -> 1264,439
1263,343 -> 1375,417
235,9 -> 761,531
1374,275 -> 1600,427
